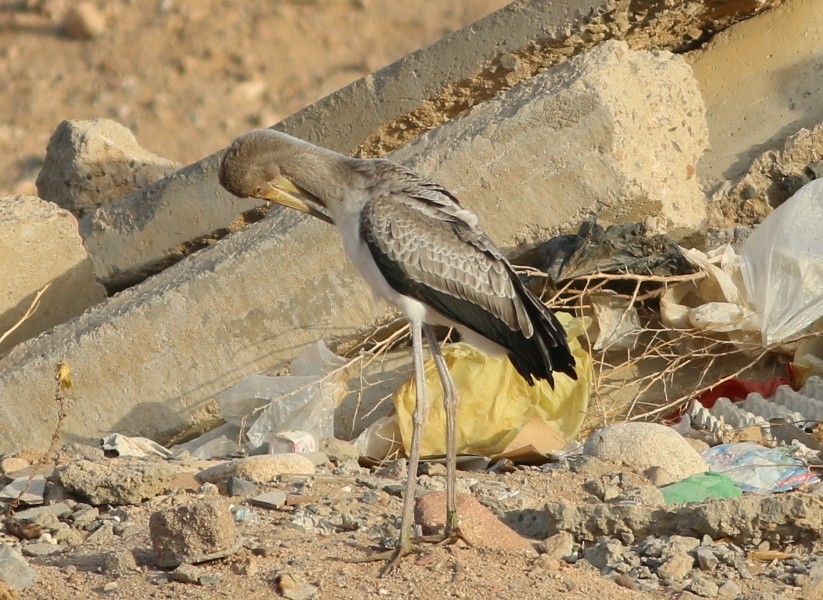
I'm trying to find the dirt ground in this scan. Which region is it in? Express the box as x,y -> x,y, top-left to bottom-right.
0,0 -> 509,197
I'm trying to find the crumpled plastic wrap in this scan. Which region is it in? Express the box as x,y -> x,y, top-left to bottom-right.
740,178 -> 823,346
393,312 -> 591,458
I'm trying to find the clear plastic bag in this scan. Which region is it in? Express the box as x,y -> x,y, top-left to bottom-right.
740,179 -> 823,345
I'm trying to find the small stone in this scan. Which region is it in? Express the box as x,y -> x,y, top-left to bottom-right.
583,538 -> 624,571
171,563 -> 221,586
688,574 -> 719,597
374,458 -> 407,480
149,499 -> 239,568
52,528 -> 84,546
717,580 -> 741,598
0,457 -> 30,475
420,462 -> 447,477
319,438 -> 360,464
538,531 -> 575,561
644,466 -> 677,486
85,521 -> 117,545
275,572 -> 319,600
0,544 -> 35,591
658,553 -> 695,582
102,549 -> 137,577
248,491 -> 287,509
0,476 -> 46,505
226,477 -> 258,497
13,502 -> 73,523
62,3 -> 106,39
569,456 -> 614,479
21,543 -> 61,557
696,546 -> 719,571
70,506 -> 99,529
102,582 -> 118,594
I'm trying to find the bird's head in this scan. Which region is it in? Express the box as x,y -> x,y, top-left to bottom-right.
218,129 -> 333,224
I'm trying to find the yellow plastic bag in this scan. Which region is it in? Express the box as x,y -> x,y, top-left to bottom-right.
393,313 -> 592,458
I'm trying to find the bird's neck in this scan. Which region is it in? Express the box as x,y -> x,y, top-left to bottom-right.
278,140 -> 362,207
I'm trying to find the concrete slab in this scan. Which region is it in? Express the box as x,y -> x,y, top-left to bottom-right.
0,196 -> 106,356
0,40 -> 708,454
77,0 -> 608,290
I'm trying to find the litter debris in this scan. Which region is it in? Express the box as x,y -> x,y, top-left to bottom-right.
660,472 -> 742,504
534,219 -> 697,285
701,442 -> 818,494
393,312 -> 591,459
101,433 -> 173,458
0,475 -> 46,505
740,179 -> 823,345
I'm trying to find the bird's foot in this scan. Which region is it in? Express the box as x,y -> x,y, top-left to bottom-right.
417,526 -> 471,547
342,541 -> 415,577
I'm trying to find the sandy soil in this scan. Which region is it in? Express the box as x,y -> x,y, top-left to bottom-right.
0,0 -> 509,197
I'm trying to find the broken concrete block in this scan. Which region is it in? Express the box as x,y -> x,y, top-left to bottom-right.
35,119 -> 182,217
583,422 -> 708,482
393,40 -> 709,240
0,196 -> 106,355
149,499 -> 239,568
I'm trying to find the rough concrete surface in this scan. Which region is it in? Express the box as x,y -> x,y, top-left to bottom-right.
0,196 -> 106,356
0,40 -> 706,454
149,498 -> 238,568
582,422 -> 709,482
393,40 -> 708,241
75,0 -> 606,290
35,119 -> 181,217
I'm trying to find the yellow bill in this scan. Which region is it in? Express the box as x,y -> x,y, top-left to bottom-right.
260,178 -> 334,224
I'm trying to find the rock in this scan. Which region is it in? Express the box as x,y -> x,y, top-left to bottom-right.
0,196 -> 106,355
248,491 -> 287,510
320,438 -> 361,464
644,466 -> 678,487
196,455 -> 316,484
688,574 -> 719,597
538,531 -> 575,561
171,563 -> 221,586
717,580 -> 741,598
60,443 -> 105,462
85,521 -> 116,545
583,538 -> 625,571
55,459 -> 179,505
62,3 -> 106,39
36,119 -> 181,218
0,458 -> 29,476
569,455 -> 615,479
225,477 -> 258,497
696,546 -> 719,571
415,492 -> 535,553
662,535 -> 700,557
149,499 -> 239,568
583,422 -> 708,482
0,476 -> 45,505
70,506 -> 99,529
0,545 -> 35,591
394,40 -> 708,238
658,552 -> 695,582
20,543 -> 60,558
275,571 -> 319,600
13,503 -> 73,522
546,493 -> 823,544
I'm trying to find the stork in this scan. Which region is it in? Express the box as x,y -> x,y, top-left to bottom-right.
218,129 -> 576,574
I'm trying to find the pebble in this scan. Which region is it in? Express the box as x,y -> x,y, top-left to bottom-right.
226,477 -> 258,497
21,542 -> 61,557
697,546 -> 719,571
688,574 -> 719,597
62,3 -> 106,39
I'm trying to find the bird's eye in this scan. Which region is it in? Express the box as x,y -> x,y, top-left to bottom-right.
253,186 -> 263,196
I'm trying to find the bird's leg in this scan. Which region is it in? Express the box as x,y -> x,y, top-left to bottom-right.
378,319 -> 428,577
422,325 -> 468,546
